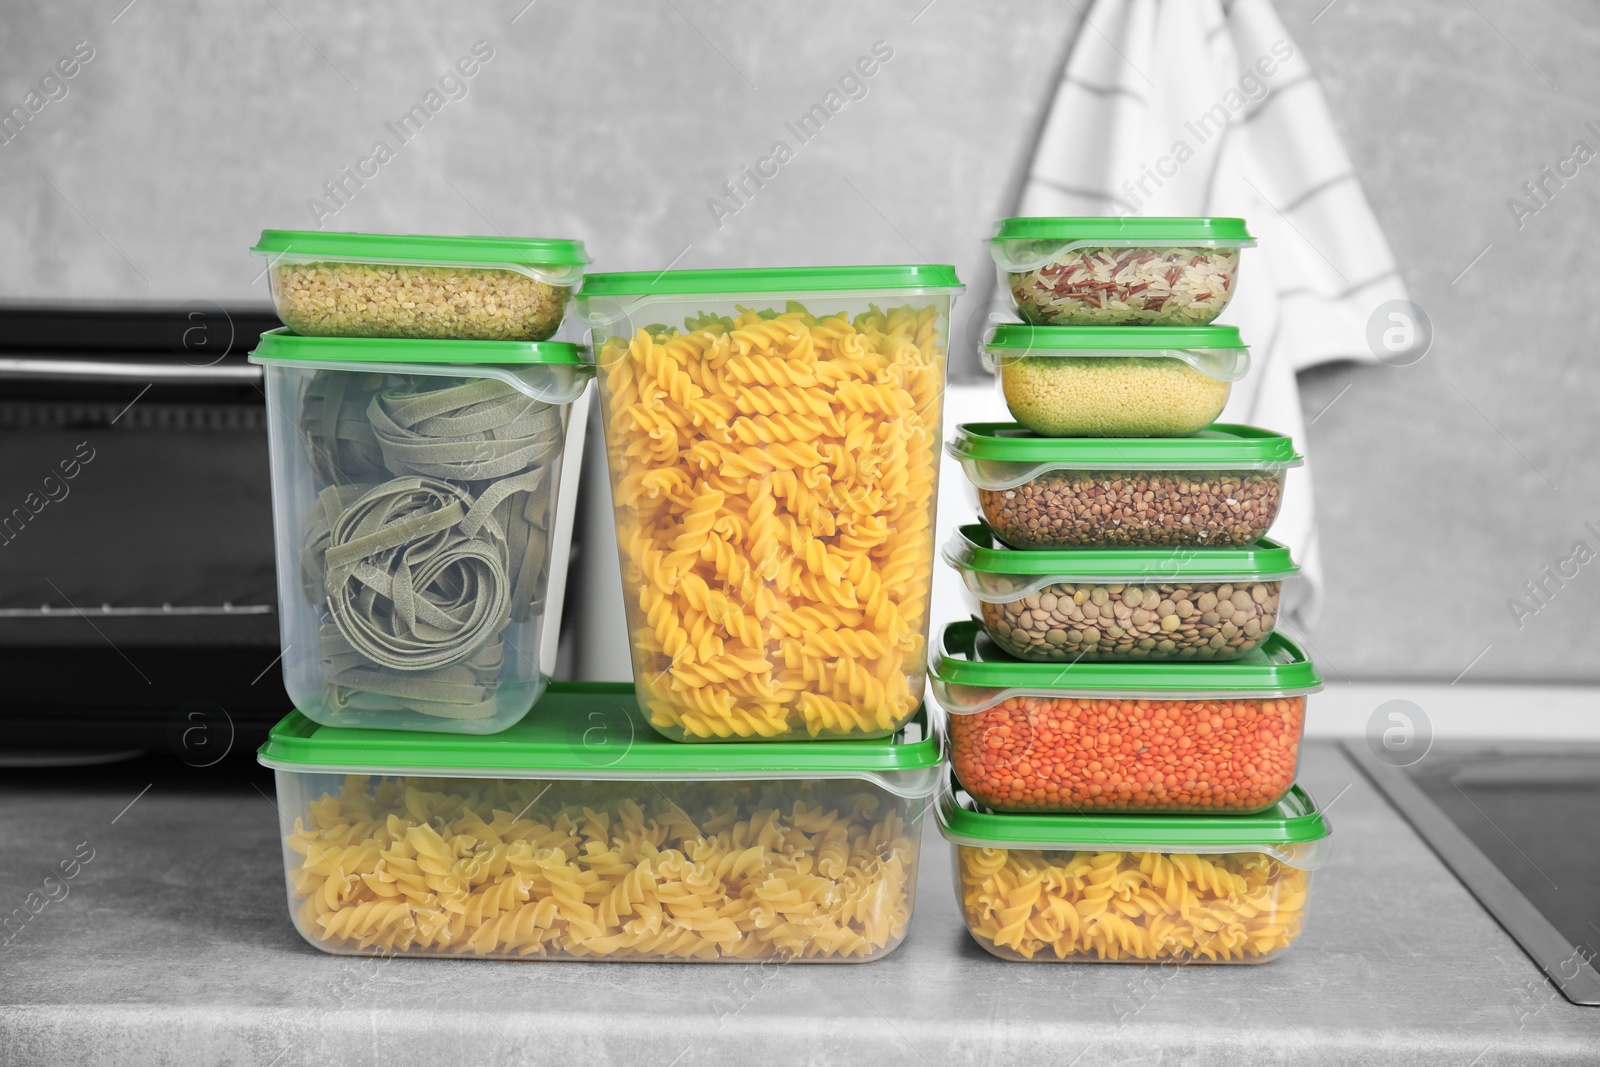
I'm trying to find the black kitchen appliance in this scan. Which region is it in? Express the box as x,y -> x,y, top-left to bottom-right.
0,305 -> 290,759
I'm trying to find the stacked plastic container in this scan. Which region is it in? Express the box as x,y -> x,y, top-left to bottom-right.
932,218 -> 1335,963
252,250 -> 961,962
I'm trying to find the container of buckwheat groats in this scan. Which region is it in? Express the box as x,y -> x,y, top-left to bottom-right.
948,422 -> 1302,549
252,230 -> 588,341
930,619 -> 1322,815
990,217 -> 1254,327
259,682 -> 942,961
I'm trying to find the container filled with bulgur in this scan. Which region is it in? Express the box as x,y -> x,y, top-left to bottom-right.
983,324 -> 1249,437
930,618 -> 1322,815
948,422 -> 1302,549
252,230 -> 588,341
990,217 -> 1254,327
944,523 -> 1298,662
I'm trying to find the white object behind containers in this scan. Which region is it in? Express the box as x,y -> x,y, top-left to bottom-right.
1013,0 -> 1412,622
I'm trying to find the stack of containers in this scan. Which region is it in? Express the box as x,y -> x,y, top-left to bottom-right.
251,251 -> 961,963
932,218 -> 1335,964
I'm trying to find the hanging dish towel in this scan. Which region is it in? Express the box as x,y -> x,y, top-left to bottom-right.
1014,0 -> 1408,622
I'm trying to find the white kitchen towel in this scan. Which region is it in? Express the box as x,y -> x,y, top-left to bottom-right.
1014,0 -> 1409,622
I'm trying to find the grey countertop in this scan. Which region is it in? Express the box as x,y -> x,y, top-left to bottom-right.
2,741 -> 1597,1066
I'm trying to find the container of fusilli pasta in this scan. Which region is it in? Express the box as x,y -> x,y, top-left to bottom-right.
991,217 -> 1254,327
257,682 -> 942,961
251,230 -> 588,341
938,777 -> 1331,963
945,523 -> 1299,662
931,620 -> 1321,813
251,330 -> 591,734
576,265 -> 963,742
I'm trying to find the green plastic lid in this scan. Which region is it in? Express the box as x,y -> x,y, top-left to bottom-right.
249,328 -> 587,367
938,777 -> 1330,855
579,264 -> 962,297
948,422 -> 1302,470
258,682 -> 942,798
251,229 -> 589,267
984,324 -> 1245,352
931,619 -> 1323,699
991,217 -> 1255,244
946,523 -> 1300,583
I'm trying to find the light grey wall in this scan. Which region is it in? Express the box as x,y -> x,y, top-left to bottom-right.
2,0 -> 1596,682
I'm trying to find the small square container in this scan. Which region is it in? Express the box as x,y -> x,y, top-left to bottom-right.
258,682 -> 942,962
945,524 -> 1298,662
930,620 -> 1321,814
251,230 -> 588,341
990,216 -> 1255,327
250,330 -> 592,734
937,776 -> 1332,962
576,265 -> 963,742
983,324 -> 1249,437
949,422 -> 1302,549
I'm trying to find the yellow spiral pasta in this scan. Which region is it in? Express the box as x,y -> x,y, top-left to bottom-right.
956,846 -> 1310,963
284,775 -> 918,961
598,304 -> 945,740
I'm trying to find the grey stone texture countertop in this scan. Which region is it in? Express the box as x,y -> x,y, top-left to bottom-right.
2,741 -> 1597,1066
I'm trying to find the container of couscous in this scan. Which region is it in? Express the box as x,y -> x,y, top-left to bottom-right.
984,324 -> 1248,437
945,524 -> 1297,662
259,682 -> 942,962
991,217 -> 1254,326
938,775 -> 1332,962
251,230 -> 588,341
250,330 -> 591,733
948,422 -> 1302,548
930,620 -> 1319,814
576,265 -> 962,742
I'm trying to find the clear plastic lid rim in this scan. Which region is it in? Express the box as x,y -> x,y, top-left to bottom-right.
250,357 -> 593,406
951,451 -> 1301,490
929,679 -> 1323,716
980,346 -> 1250,383
945,556 -> 1301,603
991,237 -> 1257,273
575,287 -> 962,329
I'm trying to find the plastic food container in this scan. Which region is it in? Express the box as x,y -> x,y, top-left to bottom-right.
990,217 -> 1255,327
946,524 -> 1298,662
250,330 -> 592,733
938,777 -> 1331,962
982,324 -> 1248,437
258,682 -> 942,962
576,265 -> 963,742
251,230 -> 588,341
949,422 -> 1301,549
931,619 -> 1320,813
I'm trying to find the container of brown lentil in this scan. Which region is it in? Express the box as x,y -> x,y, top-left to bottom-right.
983,324 -> 1249,437
944,523 -> 1298,662
948,422 -> 1302,549
930,619 -> 1322,815
251,230 -> 588,341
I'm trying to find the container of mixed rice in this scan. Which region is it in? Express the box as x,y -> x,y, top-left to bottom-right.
991,217 -> 1254,327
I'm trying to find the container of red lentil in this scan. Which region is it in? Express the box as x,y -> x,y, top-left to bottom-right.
930,620 -> 1321,814
945,523 -> 1299,662
948,422 -> 1302,549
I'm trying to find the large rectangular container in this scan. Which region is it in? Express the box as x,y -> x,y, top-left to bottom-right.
931,620 -> 1321,814
576,265 -> 963,742
939,778 -> 1331,963
258,682 -> 942,962
251,330 -> 591,733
